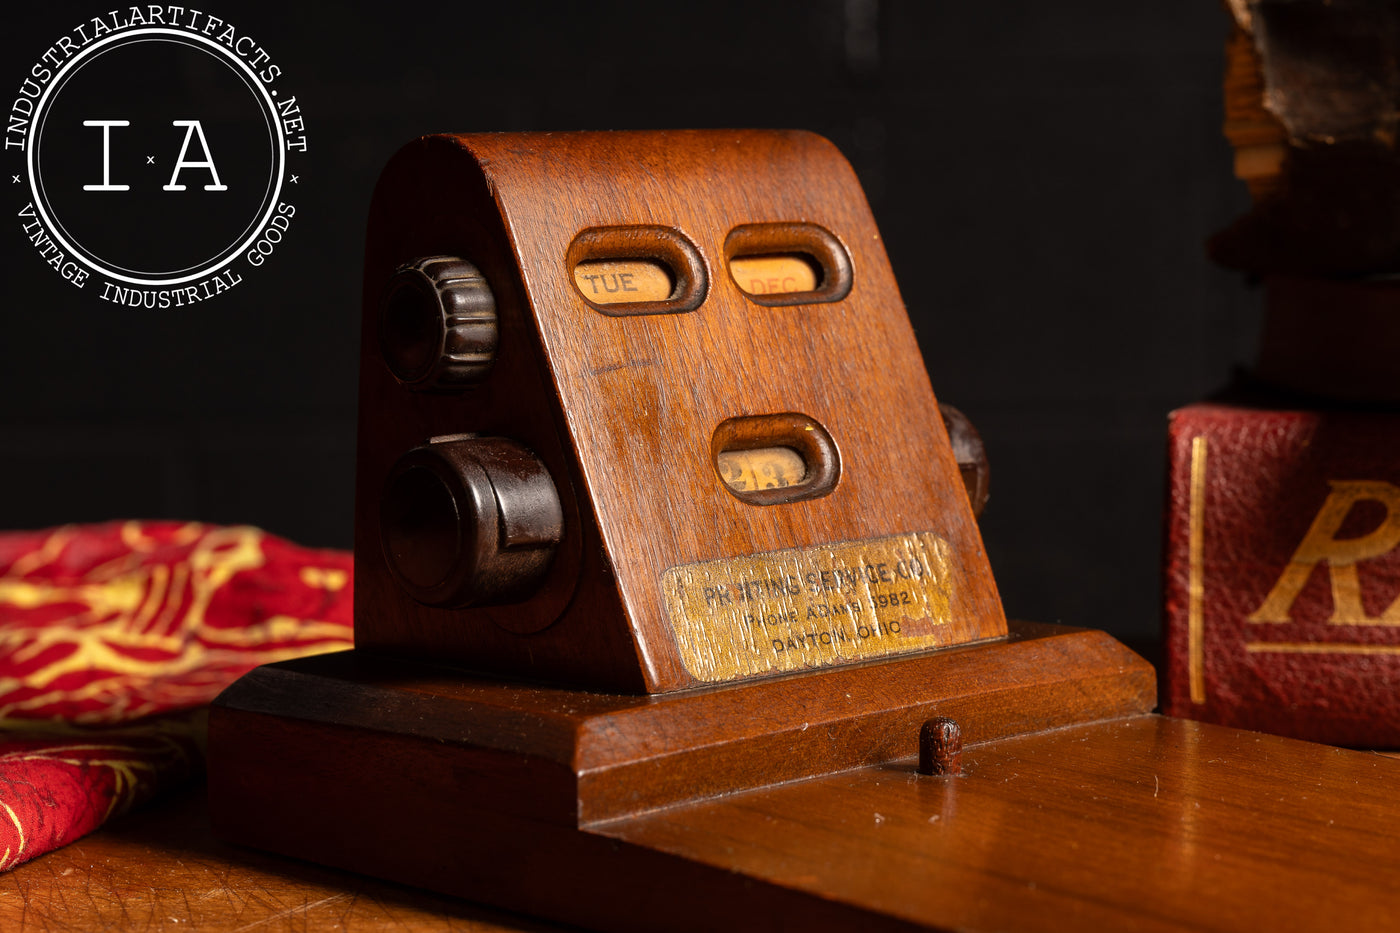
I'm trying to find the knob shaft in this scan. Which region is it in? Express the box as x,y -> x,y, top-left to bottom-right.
938,404 -> 990,519
380,436 -> 562,608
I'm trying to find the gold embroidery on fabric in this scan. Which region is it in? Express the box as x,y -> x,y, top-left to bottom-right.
0,523 -> 352,723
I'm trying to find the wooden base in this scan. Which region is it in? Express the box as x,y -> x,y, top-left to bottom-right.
209,623 -> 1400,930
211,622 -> 1151,825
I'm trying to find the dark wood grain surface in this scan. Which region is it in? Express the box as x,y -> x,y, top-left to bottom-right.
207,624 -> 1400,930
0,785 -> 571,933
207,622 -> 1154,931
599,714 -> 1400,931
33,710 -> 1400,932
211,623 -> 1154,825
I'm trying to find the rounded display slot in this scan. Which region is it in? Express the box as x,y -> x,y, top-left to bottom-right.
712,413 -> 840,506
573,258 -> 676,304
724,222 -> 852,307
728,254 -> 820,297
566,225 -> 707,316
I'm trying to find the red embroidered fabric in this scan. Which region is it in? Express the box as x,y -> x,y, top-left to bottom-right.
0,522 -> 353,871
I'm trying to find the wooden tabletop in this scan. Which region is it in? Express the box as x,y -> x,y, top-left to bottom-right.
11,713 -> 1400,932
12,626 -> 1400,932
599,714 -> 1400,931
0,784 -> 574,932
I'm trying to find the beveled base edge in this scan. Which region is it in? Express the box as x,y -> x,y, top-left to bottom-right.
211,621 -> 1153,825
207,622 -> 1153,931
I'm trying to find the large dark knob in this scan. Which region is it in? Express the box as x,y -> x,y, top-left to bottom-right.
379,256 -> 497,390
380,436 -> 563,608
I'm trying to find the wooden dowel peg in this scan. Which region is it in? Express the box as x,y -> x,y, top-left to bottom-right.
918,717 -> 963,776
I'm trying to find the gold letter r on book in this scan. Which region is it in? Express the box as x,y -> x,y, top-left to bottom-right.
1249,481 -> 1400,625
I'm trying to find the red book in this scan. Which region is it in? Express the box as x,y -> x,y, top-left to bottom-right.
1163,400 -> 1400,746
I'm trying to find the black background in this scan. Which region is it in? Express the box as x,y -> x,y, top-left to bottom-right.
0,2 -> 1259,641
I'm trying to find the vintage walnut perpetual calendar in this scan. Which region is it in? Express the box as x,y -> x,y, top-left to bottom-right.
210,131 -> 1400,932
355,128 -> 1006,690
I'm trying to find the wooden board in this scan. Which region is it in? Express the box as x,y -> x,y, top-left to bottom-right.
599,715 -> 1400,931
207,623 -> 1400,930
211,622 -> 1152,824
33,713 -> 1400,931
211,622 -> 1159,931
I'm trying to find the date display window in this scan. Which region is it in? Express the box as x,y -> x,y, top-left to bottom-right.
712,413 -> 839,506
717,446 -> 807,492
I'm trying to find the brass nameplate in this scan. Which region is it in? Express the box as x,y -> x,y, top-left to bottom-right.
662,531 -> 961,682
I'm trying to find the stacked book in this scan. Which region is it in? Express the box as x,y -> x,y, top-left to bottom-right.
1163,3 -> 1400,746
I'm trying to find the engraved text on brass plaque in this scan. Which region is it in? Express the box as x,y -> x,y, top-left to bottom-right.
662,531 -> 969,682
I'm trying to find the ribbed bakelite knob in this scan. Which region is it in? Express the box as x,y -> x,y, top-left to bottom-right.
379,256 -> 497,390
